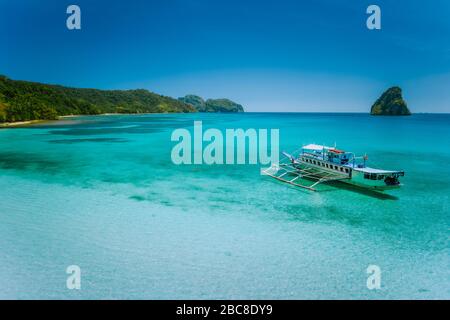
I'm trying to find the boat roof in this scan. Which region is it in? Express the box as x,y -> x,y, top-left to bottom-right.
303,144 -> 331,151
351,166 -> 400,174
303,144 -> 345,153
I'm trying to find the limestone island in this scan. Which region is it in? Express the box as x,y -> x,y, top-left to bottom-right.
370,86 -> 411,116
178,95 -> 244,113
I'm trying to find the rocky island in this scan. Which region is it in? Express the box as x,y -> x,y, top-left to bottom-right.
370,86 -> 411,116
178,95 -> 244,113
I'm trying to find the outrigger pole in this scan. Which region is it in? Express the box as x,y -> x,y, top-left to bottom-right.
261,151 -> 350,191
262,165 -> 318,191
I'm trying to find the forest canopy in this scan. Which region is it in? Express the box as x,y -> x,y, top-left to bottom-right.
0,75 -> 196,122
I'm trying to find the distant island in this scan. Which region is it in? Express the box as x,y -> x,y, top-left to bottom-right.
178,95 -> 244,113
0,75 -> 244,124
370,87 -> 411,116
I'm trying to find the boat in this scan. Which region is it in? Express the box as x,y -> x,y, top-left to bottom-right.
262,144 -> 404,192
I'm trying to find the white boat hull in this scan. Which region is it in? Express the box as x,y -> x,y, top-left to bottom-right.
295,160 -> 401,191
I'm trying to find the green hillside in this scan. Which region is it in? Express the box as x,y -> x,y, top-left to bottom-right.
0,75 -> 196,123
178,95 -> 244,112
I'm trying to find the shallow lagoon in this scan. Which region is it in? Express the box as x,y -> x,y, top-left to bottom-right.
0,113 -> 449,299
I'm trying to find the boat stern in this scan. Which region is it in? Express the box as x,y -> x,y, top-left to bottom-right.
349,168 -> 405,191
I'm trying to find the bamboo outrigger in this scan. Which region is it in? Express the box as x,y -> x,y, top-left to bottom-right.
262,144 -> 404,192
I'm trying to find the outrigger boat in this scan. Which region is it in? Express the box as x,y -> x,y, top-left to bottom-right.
262,144 -> 404,192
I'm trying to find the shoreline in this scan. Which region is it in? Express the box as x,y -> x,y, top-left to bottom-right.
1,112 -> 447,128
59,112 -> 175,118
0,119 -> 50,128
0,112 -> 180,128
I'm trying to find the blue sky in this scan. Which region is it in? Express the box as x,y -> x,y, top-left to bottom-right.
1,0 -> 450,112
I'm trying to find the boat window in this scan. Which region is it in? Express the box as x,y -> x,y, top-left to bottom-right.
334,166 -> 338,170
340,167 -> 344,172
345,169 -> 349,173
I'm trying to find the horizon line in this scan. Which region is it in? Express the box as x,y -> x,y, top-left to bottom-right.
2,74 -> 448,115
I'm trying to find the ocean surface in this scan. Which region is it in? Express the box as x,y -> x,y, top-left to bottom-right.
0,113 -> 449,299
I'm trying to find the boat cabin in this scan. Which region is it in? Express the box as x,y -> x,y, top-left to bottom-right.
301,144 -> 354,164
299,144 -> 404,186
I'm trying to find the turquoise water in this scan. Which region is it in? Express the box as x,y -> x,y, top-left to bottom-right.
0,113 -> 449,299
